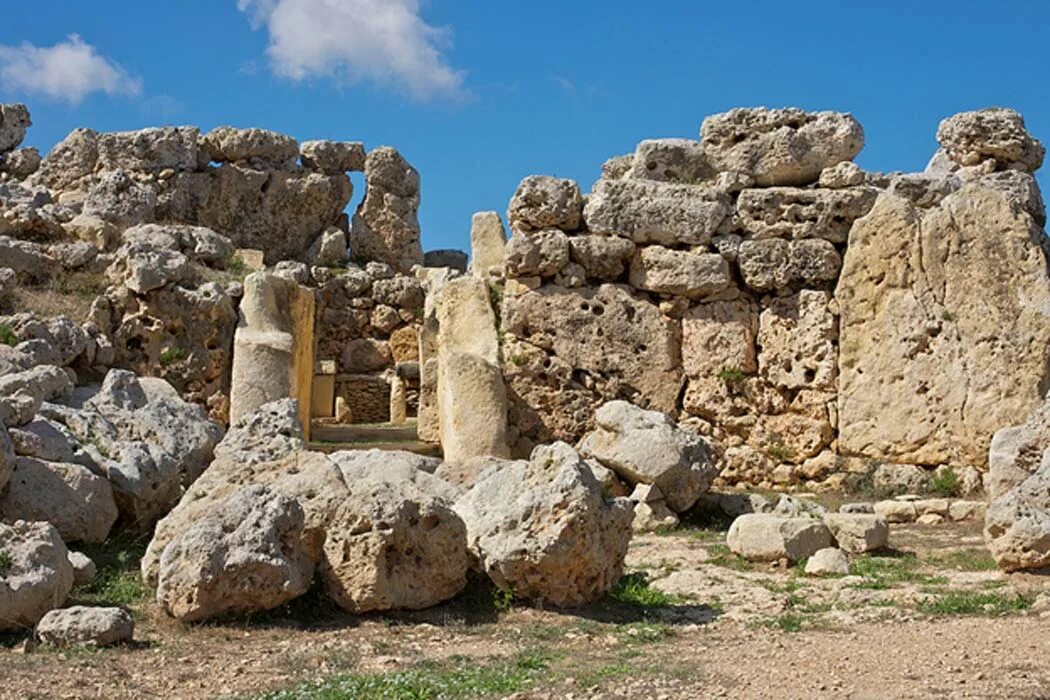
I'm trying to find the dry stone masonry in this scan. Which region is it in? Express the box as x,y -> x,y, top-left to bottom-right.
2,100 -> 1050,634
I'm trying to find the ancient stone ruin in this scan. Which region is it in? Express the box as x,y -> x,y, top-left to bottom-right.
2,102 -> 1050,647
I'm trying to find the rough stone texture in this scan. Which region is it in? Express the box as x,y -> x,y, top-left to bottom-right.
823,513 -> 889,554
819,161 -> 866,189
0,520 -> 74,631
82,170 -> 157,228
937,108 -> 1045,173
627,139 -> 713,183
504,229 -> 570,278
734,187 -> 878,243
469,211 -> 507,278
454,442 -> 633,606
726,514 -> 833,562
229,272 -> 315,433
758,291 -> 838,392
501,284 -> 683,445
30,128 -> 99,191
2,147 -> 42,179
682,299 -> 759,380
836,183 -> 1050,467
700,108 -> 865,186
985,463 -> 1050,571
628,246 -> 731,298
0,104 -> 31,153
507,176 -> 583,232
568,235 -> 635,281
584,178 -> 731,245
0,366 -> 73,406
423,249 -> 468,272
320,459 -> 468,613
36,606 -> 134,647
300,140 -> 366,174
0,457 -> 118,544
68,552 -> 96,586
579,401 -> 718,512
350,147 -> 423,272
987,394 -> 1050,499
96,127 -> 201,173
156,485 -> 314,622
804,547 -> 850,575
201,127 -> 298,169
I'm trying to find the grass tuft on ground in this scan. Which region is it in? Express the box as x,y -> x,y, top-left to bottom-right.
917,590 -> 1032,617
72,532 -> 152,609
608,573 -> 682,609
247,649 -> 553,700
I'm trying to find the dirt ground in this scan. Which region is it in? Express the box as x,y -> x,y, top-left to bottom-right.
3,520 -> 1049,700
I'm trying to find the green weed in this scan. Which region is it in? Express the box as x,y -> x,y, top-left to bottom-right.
0,324 -> 16,347
608,573 -> 682,609
917,590 -> 1032,616
158,346 -> 188,366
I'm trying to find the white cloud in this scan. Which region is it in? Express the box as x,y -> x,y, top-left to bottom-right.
237,0 -> 465,100
0,34 -> 142,104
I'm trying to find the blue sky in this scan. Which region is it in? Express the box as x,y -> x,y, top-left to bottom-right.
2,1 -> 1048,252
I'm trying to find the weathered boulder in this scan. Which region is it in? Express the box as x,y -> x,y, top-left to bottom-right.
504,229 -> 570,278
1,147 -> 42,179
985,463 -> 1050,571
804,547 -> 850,576
700,108 -> 865,186
579,401 -> 718,512
507,176 -> 583,232
627,138 -> 713,183
120,223 -> 235,266
0,366 -> 73,406
213,397 -> 304,466
726,514 -> 833,562
0,314 -> 91,369
156,485 -> 315,621
628,246 -> 731,298
819,161 -> 866,189
0,457 -> 118,544
583,178 -> 731,245
68,551 -> 96,586
736,239 -> 840,291
454,442 -> 633,606
108,243 -> 197,294
987,394 -> 1050,499
320,458 -> 468,613
36,606 -> 134,647
350,147 -> 423,271
0,103 -> 31,153
30,128 -> 99,191
836,183 -> 1050,467
734,187 -> 877,243
201,126 -> 298,169
822,513 -> 889,554
0,520 -> 74,631
300,140 -> 366,173
937,108 -> 1044,173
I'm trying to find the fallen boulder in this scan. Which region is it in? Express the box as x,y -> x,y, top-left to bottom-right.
36,606 -> 134,647
0,520 -> 74,631
726,513 -> 833,562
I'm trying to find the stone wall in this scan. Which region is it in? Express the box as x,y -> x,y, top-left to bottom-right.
494,107 -> 1050,489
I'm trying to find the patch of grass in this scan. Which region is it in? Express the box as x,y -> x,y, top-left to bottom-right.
226,254 -> 249,280
491,586 -> 515,612
761,613 -> 805,633
849,553 -> 949,590
608,573 -> 682,609
929,466 -> 961,498
0,323 -> 17,347
0,550 -> 11,574
72,533 -> 151,609
158,346 -> 188,366
925,549 -> 997,572
705,544 -> 757,571
717,367 -> 746,383
247,649 -> 553,700
577,663 -> 633,688
917,590 -> 1032,617
510,354 -> 528,367
941,310 -> 956,322
764,436 -> 795,463
615,622 -> 676,645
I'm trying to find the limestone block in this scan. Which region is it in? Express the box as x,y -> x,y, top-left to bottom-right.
836,184 -> 1050,467
583,178 -> 731,245
700,108 -> 864,186
469,211 -> 507,278
758,291 -> 837,391
229,272 -> 315,437
627,245 -> 731,299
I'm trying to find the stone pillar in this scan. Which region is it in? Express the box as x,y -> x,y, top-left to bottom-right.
469,211 -> 507,278
229,271 -> 316,439
389,373 -> 407,425
435,276 -> 510,463
416,267 -> 455,444
349,147 -> 423,272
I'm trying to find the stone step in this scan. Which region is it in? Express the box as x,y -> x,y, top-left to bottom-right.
309,440 -> 442,458
310,421 -> 419,444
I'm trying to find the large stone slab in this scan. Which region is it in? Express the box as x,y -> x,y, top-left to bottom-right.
836,183 -> 1050,467
583,178 -> 731,246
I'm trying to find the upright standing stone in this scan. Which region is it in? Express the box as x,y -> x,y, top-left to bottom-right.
350,147 -> 423,272
436,277 -> 510,463
229,272 -> 316,438
836,182 -> 1050,467
469,212 -> 508,278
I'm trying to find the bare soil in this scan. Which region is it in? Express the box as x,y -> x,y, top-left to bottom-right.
3,520 -> 1049,700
